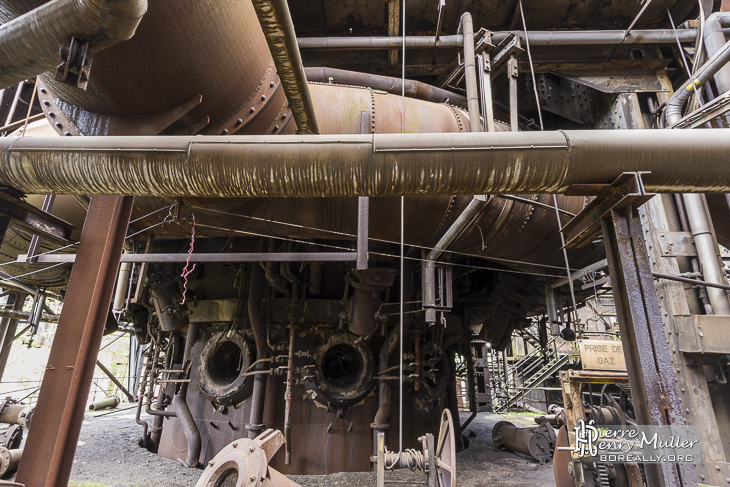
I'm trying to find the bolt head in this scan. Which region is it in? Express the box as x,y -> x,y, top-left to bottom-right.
233,442 -> 238,448
249,475 -> 256,482
209,461 -> 215,467
250,446 -> 255,452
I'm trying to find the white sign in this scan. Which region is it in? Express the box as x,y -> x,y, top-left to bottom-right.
579,339 -> 626,371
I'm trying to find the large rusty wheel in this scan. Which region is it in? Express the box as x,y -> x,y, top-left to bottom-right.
553,426 -> 574,487
435,409 -> 456,487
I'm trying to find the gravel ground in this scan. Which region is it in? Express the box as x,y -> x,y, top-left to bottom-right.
12,407 -> 556,487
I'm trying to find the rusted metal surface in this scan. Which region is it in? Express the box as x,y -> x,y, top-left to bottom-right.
599,204 -> 695,486
5,130 -> 730,197
435,409 -> 456,487
15,195 -> 133,487
0,0 -> 147,89
289,0 -> 698,38
0,191 -> 74,247
251,0 -> 319,134
36,0 -> 282,138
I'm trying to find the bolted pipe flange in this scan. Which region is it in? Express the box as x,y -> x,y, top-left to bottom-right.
194,438 -> 267,487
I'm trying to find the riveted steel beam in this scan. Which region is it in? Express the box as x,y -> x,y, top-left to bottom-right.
15,195 -> 133,487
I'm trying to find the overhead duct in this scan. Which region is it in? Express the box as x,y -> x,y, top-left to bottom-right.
0,0 -> 147,89
2,130 -> 730,196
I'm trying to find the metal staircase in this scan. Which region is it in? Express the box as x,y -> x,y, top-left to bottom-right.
481,334 -> 572,413
493,351 -> 571,412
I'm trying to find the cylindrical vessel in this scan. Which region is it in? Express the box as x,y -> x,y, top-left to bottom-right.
0,403 -> 34,428
0,447 -> 22,477
492,421 -> 552,464
88,395 -> 120,411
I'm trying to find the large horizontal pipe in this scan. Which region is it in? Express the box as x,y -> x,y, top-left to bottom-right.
0,0 -> 148,89
2,130 -> 730,196
297,28 -> 712,50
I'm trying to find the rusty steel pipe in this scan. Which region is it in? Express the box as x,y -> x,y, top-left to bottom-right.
95,360 -> 134,402
297,29 -> 711,50
4,130 -> 730,196
305,67 -> 468,109
248,256 -> 269,439
0,308 -> 57,323
251,0 -> 319,134
0,0 -> 147,89
283,325 -> 295,465
174,321 -> 202,468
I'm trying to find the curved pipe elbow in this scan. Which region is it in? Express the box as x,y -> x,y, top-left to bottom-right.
0,0 -> 148,89
172,392 -> 201,468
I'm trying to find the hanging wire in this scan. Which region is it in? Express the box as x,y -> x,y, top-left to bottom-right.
667,7 -> 694,79
193,221 -> 568,281
399,0 -> 406,455
552,197 -> 580,336
518,0 -> 544,131
179,214 -> 196,305
19,81 -> 38,138
688,0 -> 706,113
187,205 -> 569,272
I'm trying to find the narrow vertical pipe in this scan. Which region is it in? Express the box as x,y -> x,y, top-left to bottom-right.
460,13 -> 482,132
284,325 -> 295,465
682,193 -> 730,314
248,252 -> 269,438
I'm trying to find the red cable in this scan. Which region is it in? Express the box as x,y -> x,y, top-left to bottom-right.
180,214 -> 196,306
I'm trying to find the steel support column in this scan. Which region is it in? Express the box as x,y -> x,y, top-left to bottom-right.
0,292 -> 23,384
563,173 -> 695,487
16,195 -> 134,487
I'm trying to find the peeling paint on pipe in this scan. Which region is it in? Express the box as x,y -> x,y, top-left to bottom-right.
2,130 -> 730,196
251,0 -> 319,134
0,0 -> 147,89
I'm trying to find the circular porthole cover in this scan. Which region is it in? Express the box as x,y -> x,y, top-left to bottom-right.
198,331 -> 254,406
311,332 -> 375,408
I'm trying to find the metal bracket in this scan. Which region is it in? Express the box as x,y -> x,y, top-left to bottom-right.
440,28 -> 494,91
561,172 -> 654,249
422,261 -> 453,325
0,191 -> 74,247
670,89 -> 730,129
490,32 -> 524,76
656,231 -> 697,257
55,37 -> 93,90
